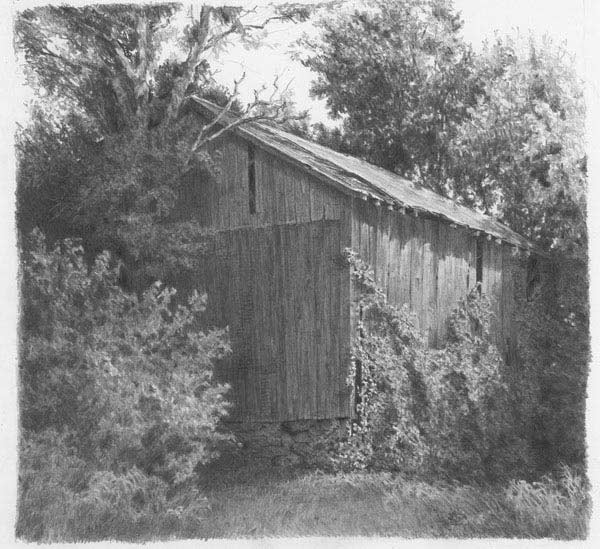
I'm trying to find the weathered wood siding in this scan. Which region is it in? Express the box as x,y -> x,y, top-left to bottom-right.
198,220 -> 352,421
185,130 -> 532,420
350,199 -> 521,356
191,133 -> 347,230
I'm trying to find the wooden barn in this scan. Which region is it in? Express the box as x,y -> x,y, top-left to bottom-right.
186,98 -> 547,424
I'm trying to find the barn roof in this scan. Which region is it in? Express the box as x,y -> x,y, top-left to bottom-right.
191,97 -> 540,252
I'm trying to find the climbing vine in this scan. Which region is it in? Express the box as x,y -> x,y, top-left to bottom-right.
332,250 -> 533,481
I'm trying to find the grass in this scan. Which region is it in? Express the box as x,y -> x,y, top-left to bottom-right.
17,464 -> 590,541
195,468 -> 589,539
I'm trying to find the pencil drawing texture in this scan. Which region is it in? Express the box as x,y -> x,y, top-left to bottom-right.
14,0 -> 589,542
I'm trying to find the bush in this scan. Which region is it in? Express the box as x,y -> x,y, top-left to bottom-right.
17,430 -> 89,541
18,231 -> 232,540
515,257 -> 589,470
423,290 -> 532,480
335,251 -> 532,480
17,432 -> 210,541
336,254 -> 428,472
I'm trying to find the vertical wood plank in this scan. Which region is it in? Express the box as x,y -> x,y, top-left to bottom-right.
421,218 -> 437,345
296,174 -> 311,224
398,214 -> 413,308
368,203 -> 378,268
339,204 -> 353,418
300,221 -> 314,418
387,211 -> 401,306
282,224 -> 295,418
320,221 -> 331,418
266,154 -> 277,226
376,209 -> 390,291
435,221 -> 448,344
326,226 -> 336,419
309,179 -> 325,223
286,164 -> 297,224
494,242 -> 504,348
274,225 -> 287,419
410,218 -> 425,331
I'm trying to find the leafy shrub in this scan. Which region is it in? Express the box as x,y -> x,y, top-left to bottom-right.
17,430 -> 89,541
69,469 -> 210,541
423,290 -> 531,480
515,257 -> 589,470
17,432 -> 210,541
18,231 -> 232,540
335,251 -> 532,480
336,254 -> 428,472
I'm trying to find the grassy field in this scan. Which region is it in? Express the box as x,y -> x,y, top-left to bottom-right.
197,469 -> 589,540
17,464 -> 589,541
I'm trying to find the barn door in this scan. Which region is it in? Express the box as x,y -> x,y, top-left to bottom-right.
202,220 -> 348,421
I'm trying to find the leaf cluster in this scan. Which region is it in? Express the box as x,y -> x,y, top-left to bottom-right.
303,0 -> 587,256
20,231 -> 232,487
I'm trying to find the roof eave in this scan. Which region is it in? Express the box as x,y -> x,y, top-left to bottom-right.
188,96 -> 548,258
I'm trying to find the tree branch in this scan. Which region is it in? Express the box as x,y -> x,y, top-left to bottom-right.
35,43 -> 105,74
165,5 -> 213,123
189,78 -> 304,156
191,72 -> 247,148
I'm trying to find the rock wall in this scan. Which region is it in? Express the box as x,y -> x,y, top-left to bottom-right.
211,419 -> 350,472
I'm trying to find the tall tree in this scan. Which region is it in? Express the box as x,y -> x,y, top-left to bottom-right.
15,4 -> 309,134
448,35 -> 586,255
303,1 -> 586,255
302,0 -> 476,194
15,3 -> 311,284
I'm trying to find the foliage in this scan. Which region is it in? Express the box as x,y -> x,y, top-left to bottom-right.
505,466 -> 590,539
17,431 -> 210,541
14,4 -> 311,134
16,103 -> 218,277
514,257 -> 589,470
17,430 -> 90,541
20,231 -> 231,482
448,35 -> 586,255
424,292 -> 531,480
302,0 -> 476,190
335,251 -> 531,480
14,3 -> 312,286
303,1 -> 586,255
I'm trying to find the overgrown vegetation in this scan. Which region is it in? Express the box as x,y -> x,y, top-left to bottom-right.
514,257 -> 589,470
14,0 -> 588,542
335,251 -> 583,483
17,232 -> 232,541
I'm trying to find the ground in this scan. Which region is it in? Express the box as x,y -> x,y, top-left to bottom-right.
193,467 -> 588,539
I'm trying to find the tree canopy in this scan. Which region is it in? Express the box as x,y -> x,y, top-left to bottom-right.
303,0 -> 586,256
15,4 -> 310,133
449,35 -> 586,254
303,0 -> 476,189
15,3 -> 312,285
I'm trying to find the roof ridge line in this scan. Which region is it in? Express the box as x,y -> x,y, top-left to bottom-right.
189,96 -> 547,256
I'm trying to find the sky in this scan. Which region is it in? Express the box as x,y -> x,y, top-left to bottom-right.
209,0 -> 589,126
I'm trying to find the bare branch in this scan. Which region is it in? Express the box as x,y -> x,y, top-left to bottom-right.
190,91 -> 305,156
191,72 -> 247,150
35,43 -> 105,73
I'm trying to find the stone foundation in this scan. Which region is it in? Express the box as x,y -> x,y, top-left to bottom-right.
211,419 -> 350,471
